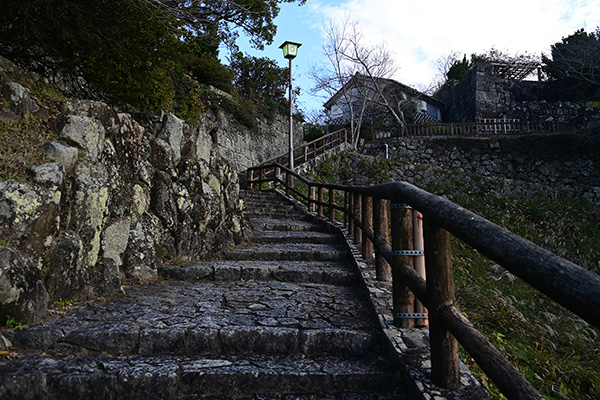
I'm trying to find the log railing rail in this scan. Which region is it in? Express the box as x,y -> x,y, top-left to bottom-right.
373,119 -> 572,139
258,128 -> 349,170
246,162 -> 600,400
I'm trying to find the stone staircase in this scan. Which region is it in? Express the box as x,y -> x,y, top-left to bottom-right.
0,189 -> 410,399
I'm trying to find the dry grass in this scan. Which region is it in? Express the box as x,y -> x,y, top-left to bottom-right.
0,70 -> 65,182
0,116 -> 58,182
430,186 -> 600,400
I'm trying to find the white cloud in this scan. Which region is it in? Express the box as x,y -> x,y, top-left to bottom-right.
306,0 -> 600,88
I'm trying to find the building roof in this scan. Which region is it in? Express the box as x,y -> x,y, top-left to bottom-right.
323,73 -> 444,110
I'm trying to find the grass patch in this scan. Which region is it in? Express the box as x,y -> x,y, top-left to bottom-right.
0,116 -> 58,182
1,70 -> 64,182
427,181 -> 600,399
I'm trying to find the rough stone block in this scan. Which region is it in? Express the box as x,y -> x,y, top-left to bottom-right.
65,322 -> 140,353
43,141 -> 79,173
45,231 -> 85,301
139,328 -> 186,355
116,361 -> 179,399
28,163 -> 65,187
60,115 -> 106,162
186,327 -> 221,354
300,329 -> 376,358
0,372 -> 48,399
2,82 -> 39,115
158,113 -> 183,164
4,323 -> 65,349
220,326 -> 299,355
101,218 -> 131,268
214,264 -> 241,281
47,371 -> 117,399
0,248 -> 49,325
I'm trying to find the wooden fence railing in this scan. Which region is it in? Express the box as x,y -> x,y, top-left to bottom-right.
374,119 -> 572,139
246,163 -> 600,400
258,128 -> 349,170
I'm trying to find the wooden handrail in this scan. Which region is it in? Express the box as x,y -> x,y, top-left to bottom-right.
374,120 -> 573,139
257,128 -> 350,169
247,162 -> 600,400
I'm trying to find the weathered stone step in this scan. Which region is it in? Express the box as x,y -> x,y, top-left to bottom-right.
245,211 -> 307,221
4,280 -> 378,358
0,354 -> 408,399
249,218 -> 323,232
224,243 -> 348,261
250,230 -> 341,244
159,260 -> 356,285
242,195 -> 293,210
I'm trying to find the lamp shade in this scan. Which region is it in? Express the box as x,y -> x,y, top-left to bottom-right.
279,41 -> 302,60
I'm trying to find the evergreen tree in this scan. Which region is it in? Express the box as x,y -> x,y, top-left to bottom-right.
543,27 -> 600,100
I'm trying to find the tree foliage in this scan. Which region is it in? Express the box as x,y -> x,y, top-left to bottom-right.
542,27 -> 600,100
446,55 -> 473,81
1,0 -> 185,109
230,53 -> 289,103
0,0 -> 304,111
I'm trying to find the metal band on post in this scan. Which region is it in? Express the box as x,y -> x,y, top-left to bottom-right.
392,250 -> 424,257
394,313 -> 429,319
391,203 -> 412,210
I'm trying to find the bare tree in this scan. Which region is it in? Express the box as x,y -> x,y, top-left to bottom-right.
311,17 -> 369,149
311,17 -> 426,148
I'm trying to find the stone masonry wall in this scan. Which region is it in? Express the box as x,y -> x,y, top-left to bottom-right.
0,53 -> 304,325
359,135 -> 600,202
0,55 -> 303,324
213,112 -> 304,172
0,98 -> 250,325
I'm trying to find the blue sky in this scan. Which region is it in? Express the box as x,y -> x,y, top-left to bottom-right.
225,0 -> 600,115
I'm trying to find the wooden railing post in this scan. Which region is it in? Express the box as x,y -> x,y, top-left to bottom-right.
390,203 -> 416,328
317,186 -> 324,217
248,170 -> 254,190
423,215 -> 460,389
308,185 -> 316,213
328,188 -> 336,222
348,192 -> 355,236
285,172 -> 291,196
275,167 -> 281,190
259,168 -> 266,191
353,193 -> 362,246
344,192 -> 350,228
362,196 -> 373,259
413,211 -> 428,327
374,198 -> 391,282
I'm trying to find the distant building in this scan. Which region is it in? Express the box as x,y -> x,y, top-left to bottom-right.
436,61 -> 600,127
323,73 -> 444,129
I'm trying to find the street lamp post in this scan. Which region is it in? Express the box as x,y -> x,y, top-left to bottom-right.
279,41 -> 302,177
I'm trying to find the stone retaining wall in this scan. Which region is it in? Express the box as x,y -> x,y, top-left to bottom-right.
0,62 -> 255,325
358,134 -> 600,202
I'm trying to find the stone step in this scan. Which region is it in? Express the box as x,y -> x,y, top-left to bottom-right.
249,218 -> 325,232
245,211 -> 307,221
244,202 -> 301,210
4,280 -> 378,358
224,243 -> 348,262
0,354 -> 409,400
159,261 -> 357,285
250,230 -> 341,244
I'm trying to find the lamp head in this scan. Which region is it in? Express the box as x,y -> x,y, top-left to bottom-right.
280,41 -> 302,60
